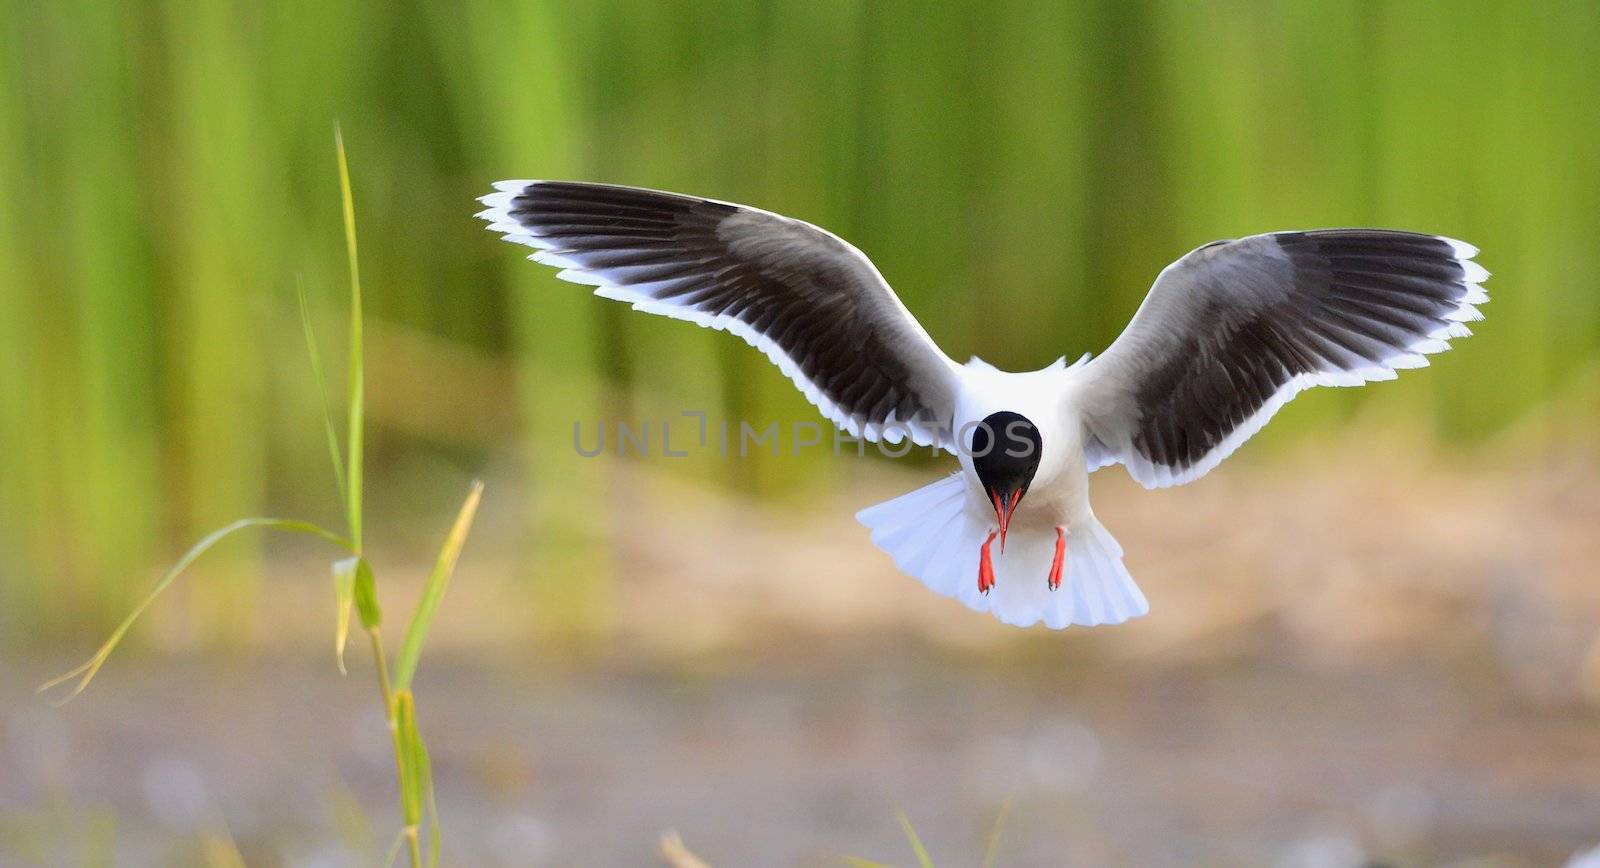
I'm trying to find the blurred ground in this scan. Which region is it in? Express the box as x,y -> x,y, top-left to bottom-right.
4,438 -> 1600,866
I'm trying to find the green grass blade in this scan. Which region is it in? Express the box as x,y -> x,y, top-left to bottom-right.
38,518 -> 352,704
421,722 -> 440,867
352,556 -> 381,630
393,686 -> 437,866
394,689 -> 423,826
839,859 -> 893,868
392,481 -> 483,692
897,812 -> 934,868
981,796 -> 1014,868
334,123 -> 363,554
332,556 -> 358,674
297,273 -> 346,504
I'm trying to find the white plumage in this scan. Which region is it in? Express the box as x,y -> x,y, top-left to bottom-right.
479,180 -> 1488,629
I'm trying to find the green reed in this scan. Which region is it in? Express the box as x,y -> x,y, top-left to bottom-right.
40,131 -> 475,868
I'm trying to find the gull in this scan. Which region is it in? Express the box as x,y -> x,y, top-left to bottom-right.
478,180 -> 1488,629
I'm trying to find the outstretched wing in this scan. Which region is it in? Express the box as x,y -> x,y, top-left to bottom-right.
1077,230 -> 1489,488
478,181 -> 963,448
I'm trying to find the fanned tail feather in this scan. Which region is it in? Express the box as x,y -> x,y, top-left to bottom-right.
857,476 -> 1149,629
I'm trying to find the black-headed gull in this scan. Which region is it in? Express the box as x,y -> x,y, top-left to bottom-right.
478,181 -> 1487,629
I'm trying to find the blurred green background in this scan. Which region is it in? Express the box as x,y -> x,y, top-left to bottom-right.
6,0 -> 1597,639
4,2 -> 1600,864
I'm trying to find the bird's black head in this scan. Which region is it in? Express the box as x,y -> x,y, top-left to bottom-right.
969,411 -> 1043,548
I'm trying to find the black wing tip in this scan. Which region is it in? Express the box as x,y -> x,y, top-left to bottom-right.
1278,229 -> 1485,268
477,179 -> 737,237
1277,228 -> 1490,307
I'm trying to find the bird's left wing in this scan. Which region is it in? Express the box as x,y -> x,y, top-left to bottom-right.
1076,229 -> 1489,488
478,181 -> 963,448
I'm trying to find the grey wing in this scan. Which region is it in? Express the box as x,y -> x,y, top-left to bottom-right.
478,180 -> 964,448
1077,230 -> 1489,488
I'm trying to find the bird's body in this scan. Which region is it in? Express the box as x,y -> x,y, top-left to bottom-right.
479,180 -> 1488,629
862,357 -> 1147,629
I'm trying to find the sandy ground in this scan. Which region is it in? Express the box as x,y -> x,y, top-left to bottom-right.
5,437 -> 1600,866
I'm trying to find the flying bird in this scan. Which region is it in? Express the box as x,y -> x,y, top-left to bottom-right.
478,180 -> 1487,629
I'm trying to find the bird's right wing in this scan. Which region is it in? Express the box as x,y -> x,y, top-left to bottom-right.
1076,230 -> 1489,488
478,181 -> 964,448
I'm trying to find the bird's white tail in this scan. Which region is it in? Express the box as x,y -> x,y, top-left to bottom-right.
857,474 -> 1149,629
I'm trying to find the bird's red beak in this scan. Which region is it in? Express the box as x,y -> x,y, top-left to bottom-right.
990,488 -> 1023,552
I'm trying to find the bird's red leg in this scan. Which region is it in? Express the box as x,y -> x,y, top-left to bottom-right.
1048,525 -> 1067,591
978,530 -> 998,595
